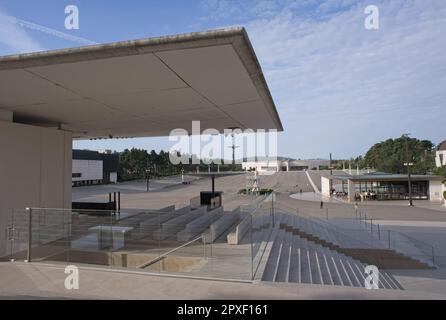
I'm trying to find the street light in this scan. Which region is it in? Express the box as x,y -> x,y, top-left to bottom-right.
329,152 -> 333,175
403,134 -> 414,206
146,169 -> 151,192
226,127 -> 240,172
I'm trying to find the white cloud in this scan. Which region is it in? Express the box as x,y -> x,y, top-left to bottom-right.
0,9 -> 43,54
201,0 -> 446,158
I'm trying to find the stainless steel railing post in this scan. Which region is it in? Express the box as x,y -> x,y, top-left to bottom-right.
387,230 -> 391,249
250,214 -> 254,280
26,208 -> 32,263
203,235 -> 206,260
432,246 -> 435,265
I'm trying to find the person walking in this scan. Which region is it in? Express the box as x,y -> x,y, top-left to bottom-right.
320,201 -> 324,209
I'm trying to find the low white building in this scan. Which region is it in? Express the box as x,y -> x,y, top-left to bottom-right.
242,159 -> 281,172
435,140 -> 446,167
321,173 -> 444,203
242,158 -> 330,172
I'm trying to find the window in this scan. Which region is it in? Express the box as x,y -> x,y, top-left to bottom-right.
72,173 -> 82,178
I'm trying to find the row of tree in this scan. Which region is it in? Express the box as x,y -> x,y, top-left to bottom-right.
118,148 -> 241,181
333,135 -> 445,177
117,136 -> 445,181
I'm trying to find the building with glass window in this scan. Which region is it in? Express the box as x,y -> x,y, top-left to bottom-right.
321,173 -> 444,202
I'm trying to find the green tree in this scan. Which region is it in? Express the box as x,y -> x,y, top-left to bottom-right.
363,136 -> 435,174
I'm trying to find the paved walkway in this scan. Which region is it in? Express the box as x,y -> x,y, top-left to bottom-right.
305,171 -> 320,193
73,174 -> 249,210
1,262 -> 445,300
276,193 -> 446,222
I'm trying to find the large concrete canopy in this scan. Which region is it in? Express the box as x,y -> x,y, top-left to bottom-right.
0,27 -> 283,139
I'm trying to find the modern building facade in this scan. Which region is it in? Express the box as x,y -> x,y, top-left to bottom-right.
72,150 -> 119,186
321,173 -> 444,202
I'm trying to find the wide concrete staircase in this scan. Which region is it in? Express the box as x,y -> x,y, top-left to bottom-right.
280,213 -> 435,269
261,214 -> 403,289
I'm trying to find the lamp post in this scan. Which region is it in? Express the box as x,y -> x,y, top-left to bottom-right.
226,127 -> 240,171
181,168 -> 185,184
146,169 -> 150,192
403,134 -> 414,206
329,153 -> 333,175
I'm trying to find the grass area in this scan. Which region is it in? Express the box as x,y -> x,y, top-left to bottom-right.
238,188 -> 273,195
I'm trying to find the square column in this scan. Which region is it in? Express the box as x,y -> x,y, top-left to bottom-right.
347,179 -> 355,203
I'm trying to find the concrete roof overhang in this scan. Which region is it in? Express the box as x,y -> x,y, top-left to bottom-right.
326,174 -> 443,182
0,27 -> 283,139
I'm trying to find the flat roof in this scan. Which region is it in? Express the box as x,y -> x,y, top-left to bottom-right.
325,174 -> 443,182
0,27 -> 283,139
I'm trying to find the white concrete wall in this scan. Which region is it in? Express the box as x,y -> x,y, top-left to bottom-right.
0,121 -> 72,256
321,177 -> 331,197
72,159 -> 103,182
109,172 -> 118,183
347,180 -> 355,202
429,180 -> 443,202
436,150 -> 446,167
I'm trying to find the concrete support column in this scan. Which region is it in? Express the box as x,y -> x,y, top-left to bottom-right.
0,121 -> 72,257
347,179 -> 355,203
442,184 -> 446,207
321,177 -> 331,197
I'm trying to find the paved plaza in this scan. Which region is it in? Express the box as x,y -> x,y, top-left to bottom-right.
1,171 -> 446,299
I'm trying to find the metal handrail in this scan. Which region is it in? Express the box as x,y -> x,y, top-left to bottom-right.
264,200 -> 388,249
248,193 -> 282,280
24,207 -> 165,215
361,218 -> 438,265
268,199 -> 439,266
137,235 -> 206,269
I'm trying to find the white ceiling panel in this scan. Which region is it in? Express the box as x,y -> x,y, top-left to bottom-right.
95,87 -> 212,116
0,69 -> 79,107
156,45 -> 260,106
28,53 -> 187,97
10,98 -> 130,124
220,100 -> 275,129
149,108 -> 227,122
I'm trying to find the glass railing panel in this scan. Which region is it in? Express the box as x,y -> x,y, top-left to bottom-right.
0,195 -> 274,282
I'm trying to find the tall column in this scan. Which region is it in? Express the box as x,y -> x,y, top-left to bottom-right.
347,179 -> 355,203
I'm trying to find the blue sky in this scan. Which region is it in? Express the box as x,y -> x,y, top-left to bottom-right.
1,0 -> 445,160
